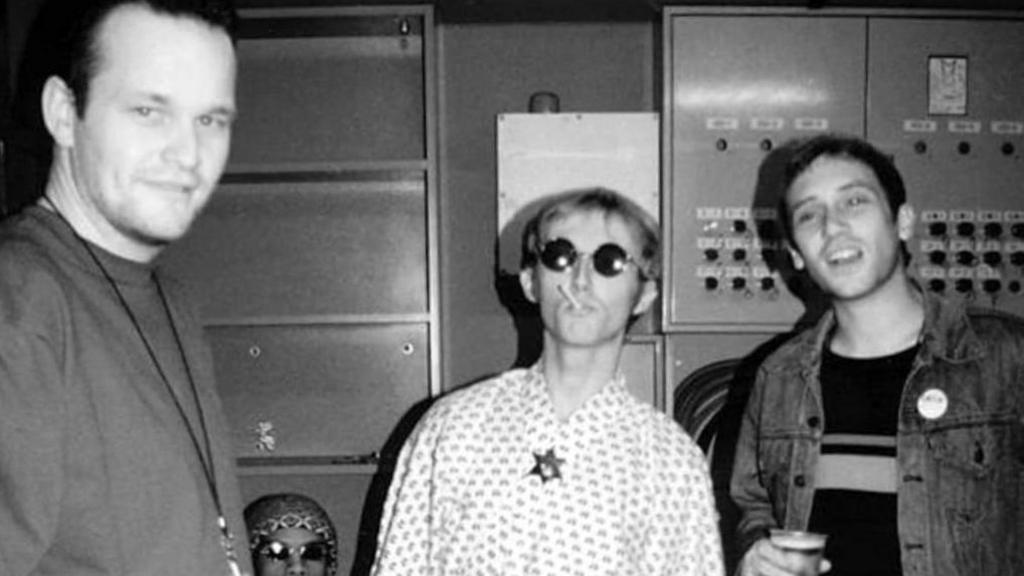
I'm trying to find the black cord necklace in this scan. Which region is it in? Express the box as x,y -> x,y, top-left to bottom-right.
41,199 -> 244,576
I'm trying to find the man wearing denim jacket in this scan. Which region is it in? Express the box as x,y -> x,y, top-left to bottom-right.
731,133 -> 1023,576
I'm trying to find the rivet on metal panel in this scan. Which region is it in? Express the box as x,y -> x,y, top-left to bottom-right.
248,345 -> 261,358
715,138 -> 728,152
1002,142 -> 1016,156
401,342 -> 415,355
957,141 -> 971,155
759,138 -> 773,152
914,140 -> 928,155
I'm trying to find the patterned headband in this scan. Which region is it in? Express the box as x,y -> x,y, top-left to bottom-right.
244,493 -> 338,575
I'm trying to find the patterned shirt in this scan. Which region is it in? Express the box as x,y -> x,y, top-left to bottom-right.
371,365 -> 724,576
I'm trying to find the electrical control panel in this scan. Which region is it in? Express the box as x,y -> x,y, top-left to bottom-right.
665,10 -> 1024,332
867,18 -> 1024,312
666,13 -> 865,331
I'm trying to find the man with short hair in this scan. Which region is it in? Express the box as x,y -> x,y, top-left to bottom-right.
371,188 -> 724,576
731,133 -> 1024,576
0,1 -> 248,574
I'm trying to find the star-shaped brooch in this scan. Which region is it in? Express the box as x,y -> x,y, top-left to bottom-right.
527,448 -> 565,484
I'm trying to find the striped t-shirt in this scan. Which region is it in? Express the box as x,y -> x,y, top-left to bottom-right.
807,344 -> 918,576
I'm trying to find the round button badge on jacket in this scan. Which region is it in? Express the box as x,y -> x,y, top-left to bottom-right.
916,388 -> 949,420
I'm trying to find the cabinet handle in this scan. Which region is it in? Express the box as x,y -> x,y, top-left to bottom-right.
331,452 -> 380,465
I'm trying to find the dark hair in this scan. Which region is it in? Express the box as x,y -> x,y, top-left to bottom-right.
778,133 -> 906,241
778,133 -> 911,264
59,0 -> 238,117
520,187 -> 661,281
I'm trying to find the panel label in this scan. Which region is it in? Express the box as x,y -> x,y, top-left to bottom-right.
794,117 -> 829,131
706,117 -> 740,131
750,117 -> 785,131
992,121 -> 1024,135
696,207 -> 723,220
948,267 -> 974,279
976,266 -> 1001,280
724,207 -> 750,220
697,237 -> 724,249
904,119 -> 938,133
697,265 -> 724,278
948,120 -> 982,134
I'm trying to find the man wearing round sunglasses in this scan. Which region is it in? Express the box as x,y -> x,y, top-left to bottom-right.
372,188 -> 724,575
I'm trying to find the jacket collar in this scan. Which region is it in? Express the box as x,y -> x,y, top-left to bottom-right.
795,284 -> 983,373
917,289 -> 984,365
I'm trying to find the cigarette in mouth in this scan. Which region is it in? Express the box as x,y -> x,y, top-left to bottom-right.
558,284 -> 581,309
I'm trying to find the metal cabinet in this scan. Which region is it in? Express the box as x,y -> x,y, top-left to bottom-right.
160,6 -> 438,574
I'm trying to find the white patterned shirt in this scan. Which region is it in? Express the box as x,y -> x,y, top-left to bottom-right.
371,365 -> 724,576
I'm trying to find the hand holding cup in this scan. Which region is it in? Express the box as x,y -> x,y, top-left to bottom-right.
768,529 -> 829,576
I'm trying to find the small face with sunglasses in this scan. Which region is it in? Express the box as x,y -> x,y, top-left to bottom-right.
520,210 -> 657,349
254,528 -> 330,576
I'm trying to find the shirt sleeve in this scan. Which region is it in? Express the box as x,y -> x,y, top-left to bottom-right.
646,437 -> 726,576
370,400 -> 452,576
0,324 -> 66,576
729,366 -> 777,555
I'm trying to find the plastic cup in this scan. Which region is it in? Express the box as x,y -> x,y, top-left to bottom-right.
768,529 -> 828,576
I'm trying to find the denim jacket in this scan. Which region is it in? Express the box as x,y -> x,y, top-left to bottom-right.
730,291 -> 1024,576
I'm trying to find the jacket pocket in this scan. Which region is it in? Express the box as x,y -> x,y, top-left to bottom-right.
926,418 -> 1021,574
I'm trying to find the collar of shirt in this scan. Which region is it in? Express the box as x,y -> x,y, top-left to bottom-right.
517,363 -> 630,453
